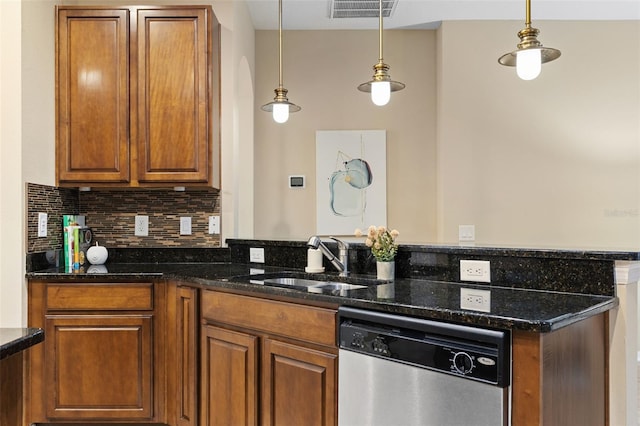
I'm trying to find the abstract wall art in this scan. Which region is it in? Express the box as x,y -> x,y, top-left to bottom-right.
315,130 -> 387,235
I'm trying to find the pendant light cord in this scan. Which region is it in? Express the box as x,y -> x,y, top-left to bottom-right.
525,0 -> 531,28
278,0 -> 283,89
378,0 -> 384,62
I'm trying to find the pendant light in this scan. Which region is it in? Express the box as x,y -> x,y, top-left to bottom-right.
498,0 -> 560,80
357,0 -> 405,106
261,0 -> 300,123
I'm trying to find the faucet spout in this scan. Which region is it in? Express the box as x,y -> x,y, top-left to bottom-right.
307,236 -> 350,277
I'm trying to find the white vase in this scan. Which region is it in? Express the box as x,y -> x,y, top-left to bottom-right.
376,261 -> 395,280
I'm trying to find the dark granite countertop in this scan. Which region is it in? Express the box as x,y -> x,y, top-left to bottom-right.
0,327 -> 45,360
27,262 -> 617,333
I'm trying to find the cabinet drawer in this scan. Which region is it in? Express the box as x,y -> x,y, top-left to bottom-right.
46,283 -> 154,310
201,291 -> 336,348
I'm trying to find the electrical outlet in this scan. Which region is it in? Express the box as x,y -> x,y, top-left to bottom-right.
180,217 -> 192,235
37,212 -> 48,237
135,215 -> 149,236
249,247 -> 265,263
208,215 -> 220,234
459,225 -> 475,242
460,287 -> 491,312
460,260 -> 491,282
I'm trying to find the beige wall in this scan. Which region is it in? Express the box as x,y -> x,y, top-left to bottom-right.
438,21 -> 640,249
254,30 -> 438,241
22,0 -> 56,186
0,0 -> 55,326
254,22 -> 640,250
0,0 -> 25,326
215,0 -> 256,243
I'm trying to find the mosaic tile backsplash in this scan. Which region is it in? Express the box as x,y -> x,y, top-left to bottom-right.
27,183 -> 221,252
27,183 -> 79,253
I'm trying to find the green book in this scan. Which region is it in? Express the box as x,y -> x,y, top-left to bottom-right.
62,215 -> 78,272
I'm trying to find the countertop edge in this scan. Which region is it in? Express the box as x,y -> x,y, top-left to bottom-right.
26,266 -> 617,333
545,298 -> 619,331
0,328 -> 45,360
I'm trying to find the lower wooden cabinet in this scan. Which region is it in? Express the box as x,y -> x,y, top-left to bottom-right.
200,290 -> 338,426
27,281 -> 167,424
201,325 -> 258,426
262,338 -> 337,426
27,280 -> 337,426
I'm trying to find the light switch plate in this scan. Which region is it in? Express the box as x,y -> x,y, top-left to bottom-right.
459,225 -> 475,242
208,215 -> 220,234
37,212 -> 48,237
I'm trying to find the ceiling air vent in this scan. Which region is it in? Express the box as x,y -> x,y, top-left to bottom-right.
330,0 -> 398,19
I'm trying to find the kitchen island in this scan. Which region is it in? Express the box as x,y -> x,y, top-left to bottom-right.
24,240 -> 638,425
1,327 -> 44,426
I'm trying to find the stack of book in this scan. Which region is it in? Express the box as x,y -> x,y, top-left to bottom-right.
62,215 -> 85,272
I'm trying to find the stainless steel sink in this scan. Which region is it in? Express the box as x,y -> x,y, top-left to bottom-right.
262,277 -> 367,292
310,282 -> 366,291
307,282 -> 367,295
263,277 -> 327,287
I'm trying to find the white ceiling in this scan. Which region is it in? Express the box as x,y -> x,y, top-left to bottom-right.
246,0 -> 640,30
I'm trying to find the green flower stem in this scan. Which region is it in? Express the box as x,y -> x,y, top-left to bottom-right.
372,230 -> 398,262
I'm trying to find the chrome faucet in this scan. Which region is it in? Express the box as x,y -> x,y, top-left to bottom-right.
307,236 -> 349,277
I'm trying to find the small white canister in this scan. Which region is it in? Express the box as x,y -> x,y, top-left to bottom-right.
305,248 -> 324,273
86,242 -> 109,265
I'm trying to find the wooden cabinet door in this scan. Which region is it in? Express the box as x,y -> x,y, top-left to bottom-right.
175,285 -> 199,426
201,325 -> 259,426
134,7 -> 212,184
44,314 -> 154,420
56,7 -> 130,183
262,338 -> 337,426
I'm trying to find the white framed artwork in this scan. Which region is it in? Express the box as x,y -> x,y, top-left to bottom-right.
315,130 -> 387,235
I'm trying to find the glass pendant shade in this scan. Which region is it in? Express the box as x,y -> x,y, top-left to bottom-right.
516,48 -> 542,80
272,103 -> 290,123
261,87 -> 300,124
498,0 -> 560,80
371,81 -> 391,106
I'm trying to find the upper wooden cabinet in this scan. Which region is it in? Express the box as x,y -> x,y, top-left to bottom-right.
56,6 -> 220,188
56,8 -> 129,184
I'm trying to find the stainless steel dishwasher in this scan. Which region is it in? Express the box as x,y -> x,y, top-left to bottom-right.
338,306 -> 511,426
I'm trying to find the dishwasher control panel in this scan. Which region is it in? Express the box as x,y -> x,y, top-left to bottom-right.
338,306 -> 510,387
